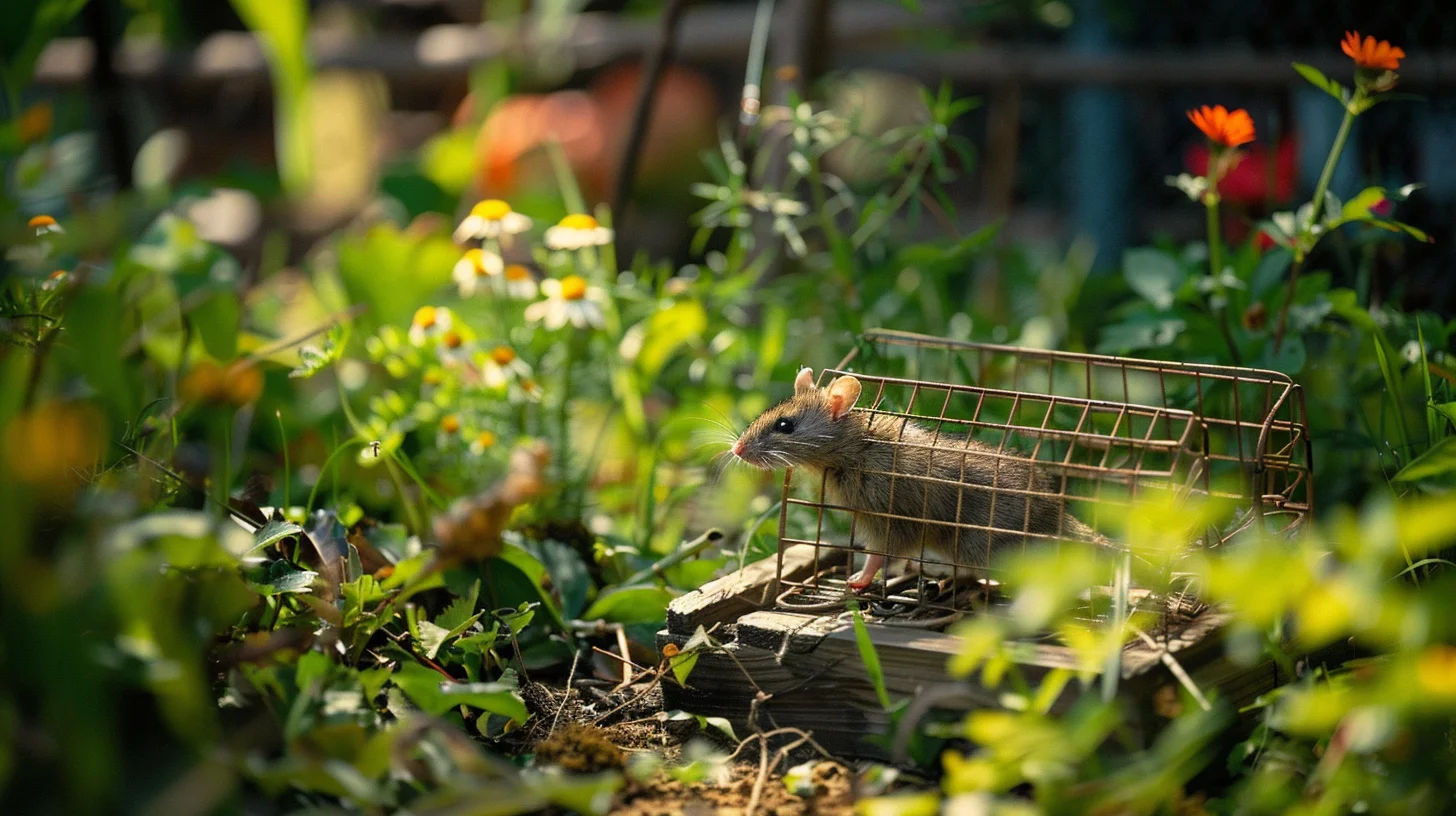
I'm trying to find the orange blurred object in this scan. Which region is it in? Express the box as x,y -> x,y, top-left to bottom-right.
1342,31 -> 1405,71
467,62 -> 717,205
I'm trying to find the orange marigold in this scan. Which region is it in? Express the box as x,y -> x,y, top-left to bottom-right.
1342,31 -> 1404,71
1187,105 -> 1255,149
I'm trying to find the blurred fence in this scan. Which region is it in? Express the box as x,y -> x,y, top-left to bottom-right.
29,0 -> 1456,308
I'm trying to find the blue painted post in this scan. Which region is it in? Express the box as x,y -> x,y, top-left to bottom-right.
1066,0 -> 1129,273
1417,108 -> 1456,203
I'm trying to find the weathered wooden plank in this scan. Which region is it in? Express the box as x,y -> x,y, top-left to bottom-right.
666,544 -> 819,636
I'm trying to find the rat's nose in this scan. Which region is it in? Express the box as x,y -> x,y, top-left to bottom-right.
731,439 -> 745,457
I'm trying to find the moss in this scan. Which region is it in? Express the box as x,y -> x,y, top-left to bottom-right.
533,723 -> 625,774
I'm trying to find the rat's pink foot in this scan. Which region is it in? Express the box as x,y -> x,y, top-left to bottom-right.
848,552 -> 885,590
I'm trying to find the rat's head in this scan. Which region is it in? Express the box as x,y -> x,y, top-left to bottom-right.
731,368 -> 865,470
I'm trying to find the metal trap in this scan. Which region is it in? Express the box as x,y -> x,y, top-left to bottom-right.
772,329 -> 1312,624
660,331 -> 1318,757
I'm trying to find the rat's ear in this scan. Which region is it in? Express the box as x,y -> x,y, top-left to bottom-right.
826,375 -> 862,420
794,367 -> 816,394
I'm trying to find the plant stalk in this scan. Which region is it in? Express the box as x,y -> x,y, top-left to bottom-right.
1205,192 -> 1241,365
1273,103 -> 1356,352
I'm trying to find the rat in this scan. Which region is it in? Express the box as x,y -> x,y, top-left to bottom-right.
731,367 -> 1112,590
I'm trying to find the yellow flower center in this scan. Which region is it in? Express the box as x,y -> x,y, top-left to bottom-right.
558,213 -> 599,231
443,331 -> 464,349
505,264 -> 531,281
413,306 -> 438,329
28,214 -> 56,229
463,249 -> 492,276
560,275 -> 588,301
472,199 -> 513,221
476,430 -> 497,449
491,346 -> 516,365
440,415 -> 461,434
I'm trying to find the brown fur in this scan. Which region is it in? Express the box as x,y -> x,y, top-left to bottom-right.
733,368 -> 1109,582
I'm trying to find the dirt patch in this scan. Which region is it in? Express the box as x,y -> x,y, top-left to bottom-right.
615,761 -> 857,816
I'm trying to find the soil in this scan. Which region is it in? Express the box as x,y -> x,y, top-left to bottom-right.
516,680 -> 865,814
615,761 -> 856,816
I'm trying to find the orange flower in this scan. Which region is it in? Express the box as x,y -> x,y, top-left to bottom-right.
1187,106 -> 1255,149
1342,31 -> 1404,71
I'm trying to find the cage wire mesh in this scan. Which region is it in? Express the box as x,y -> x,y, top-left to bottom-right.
772,329 -> 1312,629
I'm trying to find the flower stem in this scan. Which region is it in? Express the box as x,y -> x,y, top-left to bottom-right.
1205,193 -> 1241,365
1273,103 -> 1357,352
555,333 -> 581,514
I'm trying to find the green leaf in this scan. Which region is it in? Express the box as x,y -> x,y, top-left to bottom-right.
848,600 -> 892,711
436,579 -> 481,632
229,0 -> 313,196
1393,437 -> 1456,483
1122,248 -> 1186,311
581,586 -> 675,625
626,300 -> 708,381
390,662 -> 528,722
247,565 -> 318,595
252,518 -> 305,553
1292,63 -> 1347,102
191,291 -> 242,360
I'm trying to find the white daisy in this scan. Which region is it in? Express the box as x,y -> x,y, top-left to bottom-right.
523,275 -> 606,330
475,345 -> 532,388
40,269 -> 67,291
469,429 -> 498,456
408,305 -> 454,347
543,213 -> 613,250
435,328 -> 472,367
454,199 -> 532,245
502,263 -> 540,300
452,248 -> 504,297
28,214 -> 62,236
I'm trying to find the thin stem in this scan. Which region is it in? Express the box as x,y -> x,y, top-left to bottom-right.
555,333 -> 581,514
306,439 -> 365,515
276,411 -> 291,516
1273,104 -> 1356,352
1205,195 -> 1241,365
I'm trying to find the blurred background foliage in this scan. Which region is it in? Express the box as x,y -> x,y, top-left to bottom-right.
3,0 -> 1456,813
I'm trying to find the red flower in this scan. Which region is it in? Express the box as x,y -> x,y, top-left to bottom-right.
1187,105 -> 1255,148
1185,136 -> 1296,206
1341,31 -> 1405,71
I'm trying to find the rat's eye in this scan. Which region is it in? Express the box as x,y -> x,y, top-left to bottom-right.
772,418 -> 795,434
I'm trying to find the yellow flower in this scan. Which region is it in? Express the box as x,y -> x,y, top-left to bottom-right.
440,414 -> 462,434
470,430 -> 498,456
436,329 -> 471,367
543,213 -> 613,250
502,264 -> 539,299
27,214 -> 61,235
17,103 -> 53,145
3,402 -> 105,493
409,305 -> 454,346
180,361 -> 263,406
524,275 -> 606,330
454,199 -> 532,244
452,248 -> 504,297
476,344 -> 531,388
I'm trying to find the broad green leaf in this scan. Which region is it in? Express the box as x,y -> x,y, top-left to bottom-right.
252,518 -> 305,554
1292,63 -> 1347,102
581,586 -> 675,625
390,662 -> 528,722
436,579 -> 481,632
247,565 -> 318,595
626,300 -> 708,380
1122,248 -> 1186,311
1393,437 -> 1456,483
191,290 -> 242,360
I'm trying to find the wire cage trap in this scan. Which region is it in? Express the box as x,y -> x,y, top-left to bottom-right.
770,328 -> 1313,626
